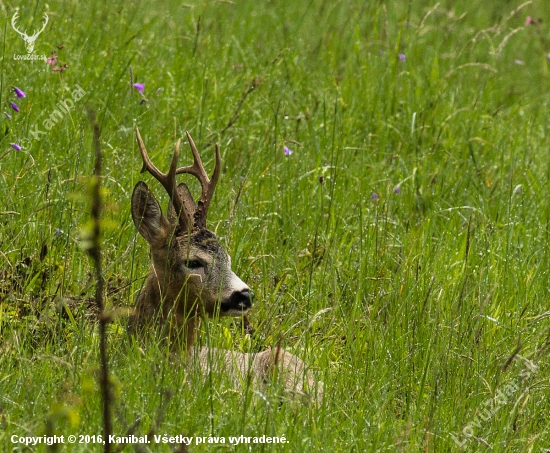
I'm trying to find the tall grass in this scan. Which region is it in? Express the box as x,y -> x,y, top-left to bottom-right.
1,0 -> 550,451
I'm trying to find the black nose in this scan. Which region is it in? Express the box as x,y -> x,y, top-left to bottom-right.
234,289 -> 254,309
220,289 -> 254,313
241,290 -> 254,304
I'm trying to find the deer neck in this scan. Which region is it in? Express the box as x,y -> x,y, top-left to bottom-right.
135,265 -> 201,354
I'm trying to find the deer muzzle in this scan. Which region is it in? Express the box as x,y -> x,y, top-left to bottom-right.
221,289 -> 254,316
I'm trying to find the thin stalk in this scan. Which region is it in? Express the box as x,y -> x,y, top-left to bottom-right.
87,108 -> 112,452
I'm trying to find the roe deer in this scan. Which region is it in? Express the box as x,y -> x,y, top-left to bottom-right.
129,127 -> 321,403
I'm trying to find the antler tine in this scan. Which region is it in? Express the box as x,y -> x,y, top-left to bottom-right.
176,131 -> 221,221
177,132 -> 209,190
11,12 -> 25,36
135,126 -> 188,228
32,14 -> 49,38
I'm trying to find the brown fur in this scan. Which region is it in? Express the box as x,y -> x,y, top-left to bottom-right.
129,129 -> 322,403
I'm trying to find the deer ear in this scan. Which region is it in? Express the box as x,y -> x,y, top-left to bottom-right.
167,183 -> 197,227
132,181 -> 170,245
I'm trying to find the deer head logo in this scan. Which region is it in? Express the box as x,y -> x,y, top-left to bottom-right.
11,11 -> 49,54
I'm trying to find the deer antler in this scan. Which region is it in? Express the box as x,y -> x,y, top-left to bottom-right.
135,127 -> 192,231
11,12 -> 48,38
11,12 -> 27,38
31,13 -> 49,39
176,131 -> 221,227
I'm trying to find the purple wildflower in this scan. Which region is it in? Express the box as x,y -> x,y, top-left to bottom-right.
525,16 -> 537,26
11,143 -> 22,151
14,87 -> 26,98
547,54 -> 550,61
516,187 -> 522,194
5,112 -> 12,119
11,102 -> 19,112
133,83 -> 145,93
394,187 -> 401,194
370,192 -> 379,200
284,146 -> 293,156
398,53 -> 406,61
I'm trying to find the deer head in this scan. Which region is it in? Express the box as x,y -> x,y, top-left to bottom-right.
131,127 -> 253,336
130,128 -> 322,403
11,12 -> 49,54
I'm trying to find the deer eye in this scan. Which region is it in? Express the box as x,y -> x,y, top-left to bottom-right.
184,259 -> 203,269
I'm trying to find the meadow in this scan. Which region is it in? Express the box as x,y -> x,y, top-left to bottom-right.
1,0 -> 550,451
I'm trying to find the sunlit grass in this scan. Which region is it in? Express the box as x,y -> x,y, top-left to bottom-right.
1,0 -> 550,451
